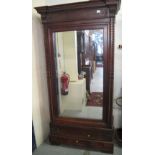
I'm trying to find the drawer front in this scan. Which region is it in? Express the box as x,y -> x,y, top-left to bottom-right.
51,135 -> 113,153
51,126 -> 113,141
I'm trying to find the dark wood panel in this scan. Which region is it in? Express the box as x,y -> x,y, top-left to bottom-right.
54,117 -> 107,128
43,8 -> 109,23
50,135 -> 114,153
51,126 -> 113,141
35,1 -> 119,24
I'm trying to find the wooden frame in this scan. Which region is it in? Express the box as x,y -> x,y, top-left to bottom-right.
35,0 -> 120,153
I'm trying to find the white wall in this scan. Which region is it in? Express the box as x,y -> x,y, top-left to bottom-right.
63,31 -> 78,81
32,0 -> 50,147
114,8 -> 122,99
113,8 -> 122,128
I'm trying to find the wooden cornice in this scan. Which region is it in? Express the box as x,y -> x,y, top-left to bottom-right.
35,0 -> 121,16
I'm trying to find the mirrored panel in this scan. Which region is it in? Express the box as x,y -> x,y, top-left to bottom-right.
54,29 -> 104,120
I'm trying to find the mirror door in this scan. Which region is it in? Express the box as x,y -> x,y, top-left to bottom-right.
53,29 -> 104,120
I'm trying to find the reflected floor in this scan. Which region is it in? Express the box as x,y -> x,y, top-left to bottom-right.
60,106 -> 102,120
60,67 -> 103,120
90,67 -> 103,92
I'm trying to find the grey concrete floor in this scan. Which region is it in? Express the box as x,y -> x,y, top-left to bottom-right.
33,142 -> 122,155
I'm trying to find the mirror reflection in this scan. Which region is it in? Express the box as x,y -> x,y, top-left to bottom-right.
54,29 -> 103,120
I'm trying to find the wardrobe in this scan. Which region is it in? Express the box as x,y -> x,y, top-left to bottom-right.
35,0 -> 121,153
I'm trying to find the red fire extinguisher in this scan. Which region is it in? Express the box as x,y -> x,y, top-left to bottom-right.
61,72 -> 70,95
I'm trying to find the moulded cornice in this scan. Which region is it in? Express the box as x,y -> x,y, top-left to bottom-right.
35,0 -> 121,16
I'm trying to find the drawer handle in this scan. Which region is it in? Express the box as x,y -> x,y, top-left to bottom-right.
75,140 -> 79,143
87,134 -> 91,138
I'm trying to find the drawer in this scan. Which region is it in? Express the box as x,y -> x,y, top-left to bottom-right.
51,126 -> 113,141
51,135 -> 113,153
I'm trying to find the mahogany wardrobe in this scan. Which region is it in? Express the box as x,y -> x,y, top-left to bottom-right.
35,0 -> 121,153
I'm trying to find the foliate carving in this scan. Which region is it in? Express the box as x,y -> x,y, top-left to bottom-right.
106,0 -> 120,16
108,5 -> 118,17
99,8 -> 109,17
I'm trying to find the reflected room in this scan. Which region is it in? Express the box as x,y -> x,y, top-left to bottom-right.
54,29 -> 104,120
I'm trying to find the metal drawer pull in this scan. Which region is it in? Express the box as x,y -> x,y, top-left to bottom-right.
87,134 -> 91,138
75,140 -> 79,143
